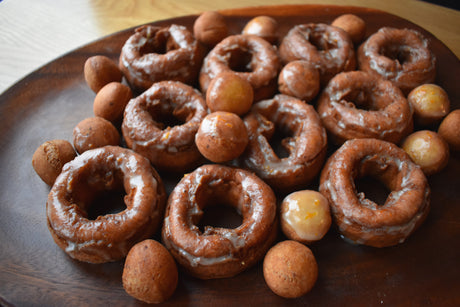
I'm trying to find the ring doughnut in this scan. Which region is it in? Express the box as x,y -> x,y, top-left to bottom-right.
241,94 -> 327,192
122,80 -> 208,172
46,146 -> 167,263
199,34 -> 280,102
357,27 -> 436,94
317,71 -> 413,145
162,164 -> 277,279
279,23 -> 356,86
319,138 -> 430,248
119,24 -> 205,92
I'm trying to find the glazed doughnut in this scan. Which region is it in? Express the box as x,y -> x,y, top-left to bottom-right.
119,24 -> 204,92
319,138 -> 430,248
241,94 -> 327,192
46,146 -> 167,263
357,27 -> 436,94
199,34 -> 280,102
279,23 -> 356,86
162,164 -> 277,279
317,71 -> 413,145
122,81 -> 208,172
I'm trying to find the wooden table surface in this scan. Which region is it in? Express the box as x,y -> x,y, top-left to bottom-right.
0,0 -> 459,94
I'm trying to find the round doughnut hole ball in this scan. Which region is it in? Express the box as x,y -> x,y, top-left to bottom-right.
331,14 -> 366,44
408,84 -> 450,126
402,130 -> 449,176
32,139 -> 76,186
195,111 -> 249,163
263,240 -> 318,298
280,190 -> 331,245
278,61 -> 320,103
206,72 -> 254,115
242,15 -> 278,44
93,82 -> 132,124
123,239 -> 178,304
438,109 -> 460,151
193,11 -> 228,47
84,55 -> 123,93
72,117 -> 120,154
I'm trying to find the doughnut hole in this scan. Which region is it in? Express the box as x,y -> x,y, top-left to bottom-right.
402,130 -> 449,176
84,55 -> 123,93
331,14 -> 366,44
280,190 -> 331,244
93,82 -> 132,124
123,239 -> 178,304
193,11 -> 228,47
242,16 -> 278,44
72,117 -> 120,154
32,139 -> 76,186
278,61 -> 320,103
263,240 -> 318,298
206,72 -> 254,115
438,109 -> 460,151
408,84 -> 450,126
195,112 -> 249,163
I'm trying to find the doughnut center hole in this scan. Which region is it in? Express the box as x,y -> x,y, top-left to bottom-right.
268,128 -> 293,159
139,31 -> 179,56
228,48 -> 253,73
309,32 -> 336,51
70,168 -> 127,220
148,100 -> 186,128
380,45 -> 412,64
86,188 -> 127,220
341,90 -> 382,111
198,202 -> 243,231
354,176 -> 391,207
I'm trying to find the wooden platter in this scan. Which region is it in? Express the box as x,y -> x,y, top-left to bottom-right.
0,4 -> 459,306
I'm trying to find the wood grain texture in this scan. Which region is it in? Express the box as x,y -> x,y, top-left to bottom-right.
0,0 -> 459,93
0,4 -> 459,307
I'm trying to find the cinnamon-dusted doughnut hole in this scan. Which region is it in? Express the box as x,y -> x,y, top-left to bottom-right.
193,11 -> 229,47
32,140 -> 76,186
331,14 -> 366,44
73,117 -> 120,154
84,55 -> 123,93
242,16 -> 278,44
206,72 -> 254,115
280,190 -> 331,245
402,130 -> 449,176
278,61 -> 320,103
123,239 -> 178,304
93,82 -> 132,124
263,240 -> 318,298
438,110 -> 460,151
408,84 -> 450,126
196,112 -> 249,163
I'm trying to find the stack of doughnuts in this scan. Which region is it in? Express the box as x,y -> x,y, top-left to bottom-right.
32,8 -> 457,303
